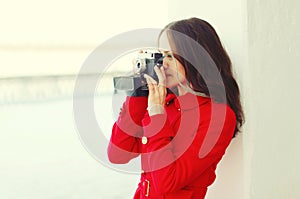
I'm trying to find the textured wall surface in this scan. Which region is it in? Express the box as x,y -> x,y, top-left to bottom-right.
245,0 -> 300,198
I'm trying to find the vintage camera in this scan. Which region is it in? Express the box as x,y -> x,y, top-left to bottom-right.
113,51 -> 163,96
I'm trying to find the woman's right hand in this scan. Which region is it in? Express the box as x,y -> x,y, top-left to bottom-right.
144,66 -> 167,116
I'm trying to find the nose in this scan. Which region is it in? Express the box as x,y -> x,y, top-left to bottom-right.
162,56 -> 169,69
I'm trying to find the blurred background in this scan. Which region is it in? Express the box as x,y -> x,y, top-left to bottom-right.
0,0 -> 299,198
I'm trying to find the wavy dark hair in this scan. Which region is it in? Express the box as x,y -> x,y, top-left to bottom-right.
159,17 -> 244,136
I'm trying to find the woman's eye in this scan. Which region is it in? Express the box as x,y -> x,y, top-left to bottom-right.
166,54 -> 173,58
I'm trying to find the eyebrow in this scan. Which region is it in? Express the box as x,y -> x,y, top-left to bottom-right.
158,48 -> 170,53
160,50 -> 170,54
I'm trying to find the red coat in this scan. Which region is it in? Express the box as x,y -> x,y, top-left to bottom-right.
108,92 -> 236,199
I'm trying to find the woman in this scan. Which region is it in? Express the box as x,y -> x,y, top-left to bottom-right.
108,17 -> 244,199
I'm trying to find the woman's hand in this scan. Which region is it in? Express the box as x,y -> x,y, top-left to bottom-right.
144,66 -> 167,116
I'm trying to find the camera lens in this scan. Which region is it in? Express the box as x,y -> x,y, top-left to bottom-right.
156,63 -> 163,68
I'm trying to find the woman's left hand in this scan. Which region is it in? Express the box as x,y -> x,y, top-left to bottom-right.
144,66 -> 167,116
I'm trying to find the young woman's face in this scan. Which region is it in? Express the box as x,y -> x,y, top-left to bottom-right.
159,31 -> 187,88
161,51 -> 186,88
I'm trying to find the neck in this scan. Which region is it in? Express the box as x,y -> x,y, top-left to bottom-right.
177,85 -> 188,96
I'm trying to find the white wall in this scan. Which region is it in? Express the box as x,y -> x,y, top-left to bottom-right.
245,0 -> 300,198
167,0 -> 246,198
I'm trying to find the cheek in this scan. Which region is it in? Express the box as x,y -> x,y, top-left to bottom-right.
176,63 -> 186,79
165,78 -> 177,88
165,71 -> 186,87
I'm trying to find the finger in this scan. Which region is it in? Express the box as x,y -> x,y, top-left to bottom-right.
154,65 -> 166,87
144,74 -> 156,92
159,66 -> 166,86
144,74 -> 157,85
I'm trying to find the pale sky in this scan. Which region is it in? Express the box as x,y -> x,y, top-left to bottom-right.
0,0 -> 168,77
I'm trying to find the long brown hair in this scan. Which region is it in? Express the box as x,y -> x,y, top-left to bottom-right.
160,17 -> 244,136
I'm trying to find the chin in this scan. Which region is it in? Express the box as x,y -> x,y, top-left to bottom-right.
165,82 -> 178,88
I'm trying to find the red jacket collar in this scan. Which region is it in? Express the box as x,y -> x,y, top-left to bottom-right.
165,92 -> 210,111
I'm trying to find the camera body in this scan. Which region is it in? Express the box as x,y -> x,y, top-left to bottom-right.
113,51 -> 163,95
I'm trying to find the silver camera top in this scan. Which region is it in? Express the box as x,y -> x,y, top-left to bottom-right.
133,51 -> 161,74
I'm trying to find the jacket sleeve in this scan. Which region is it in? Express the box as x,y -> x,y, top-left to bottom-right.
141,104 -> 236,194
107,96 -> 148,164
